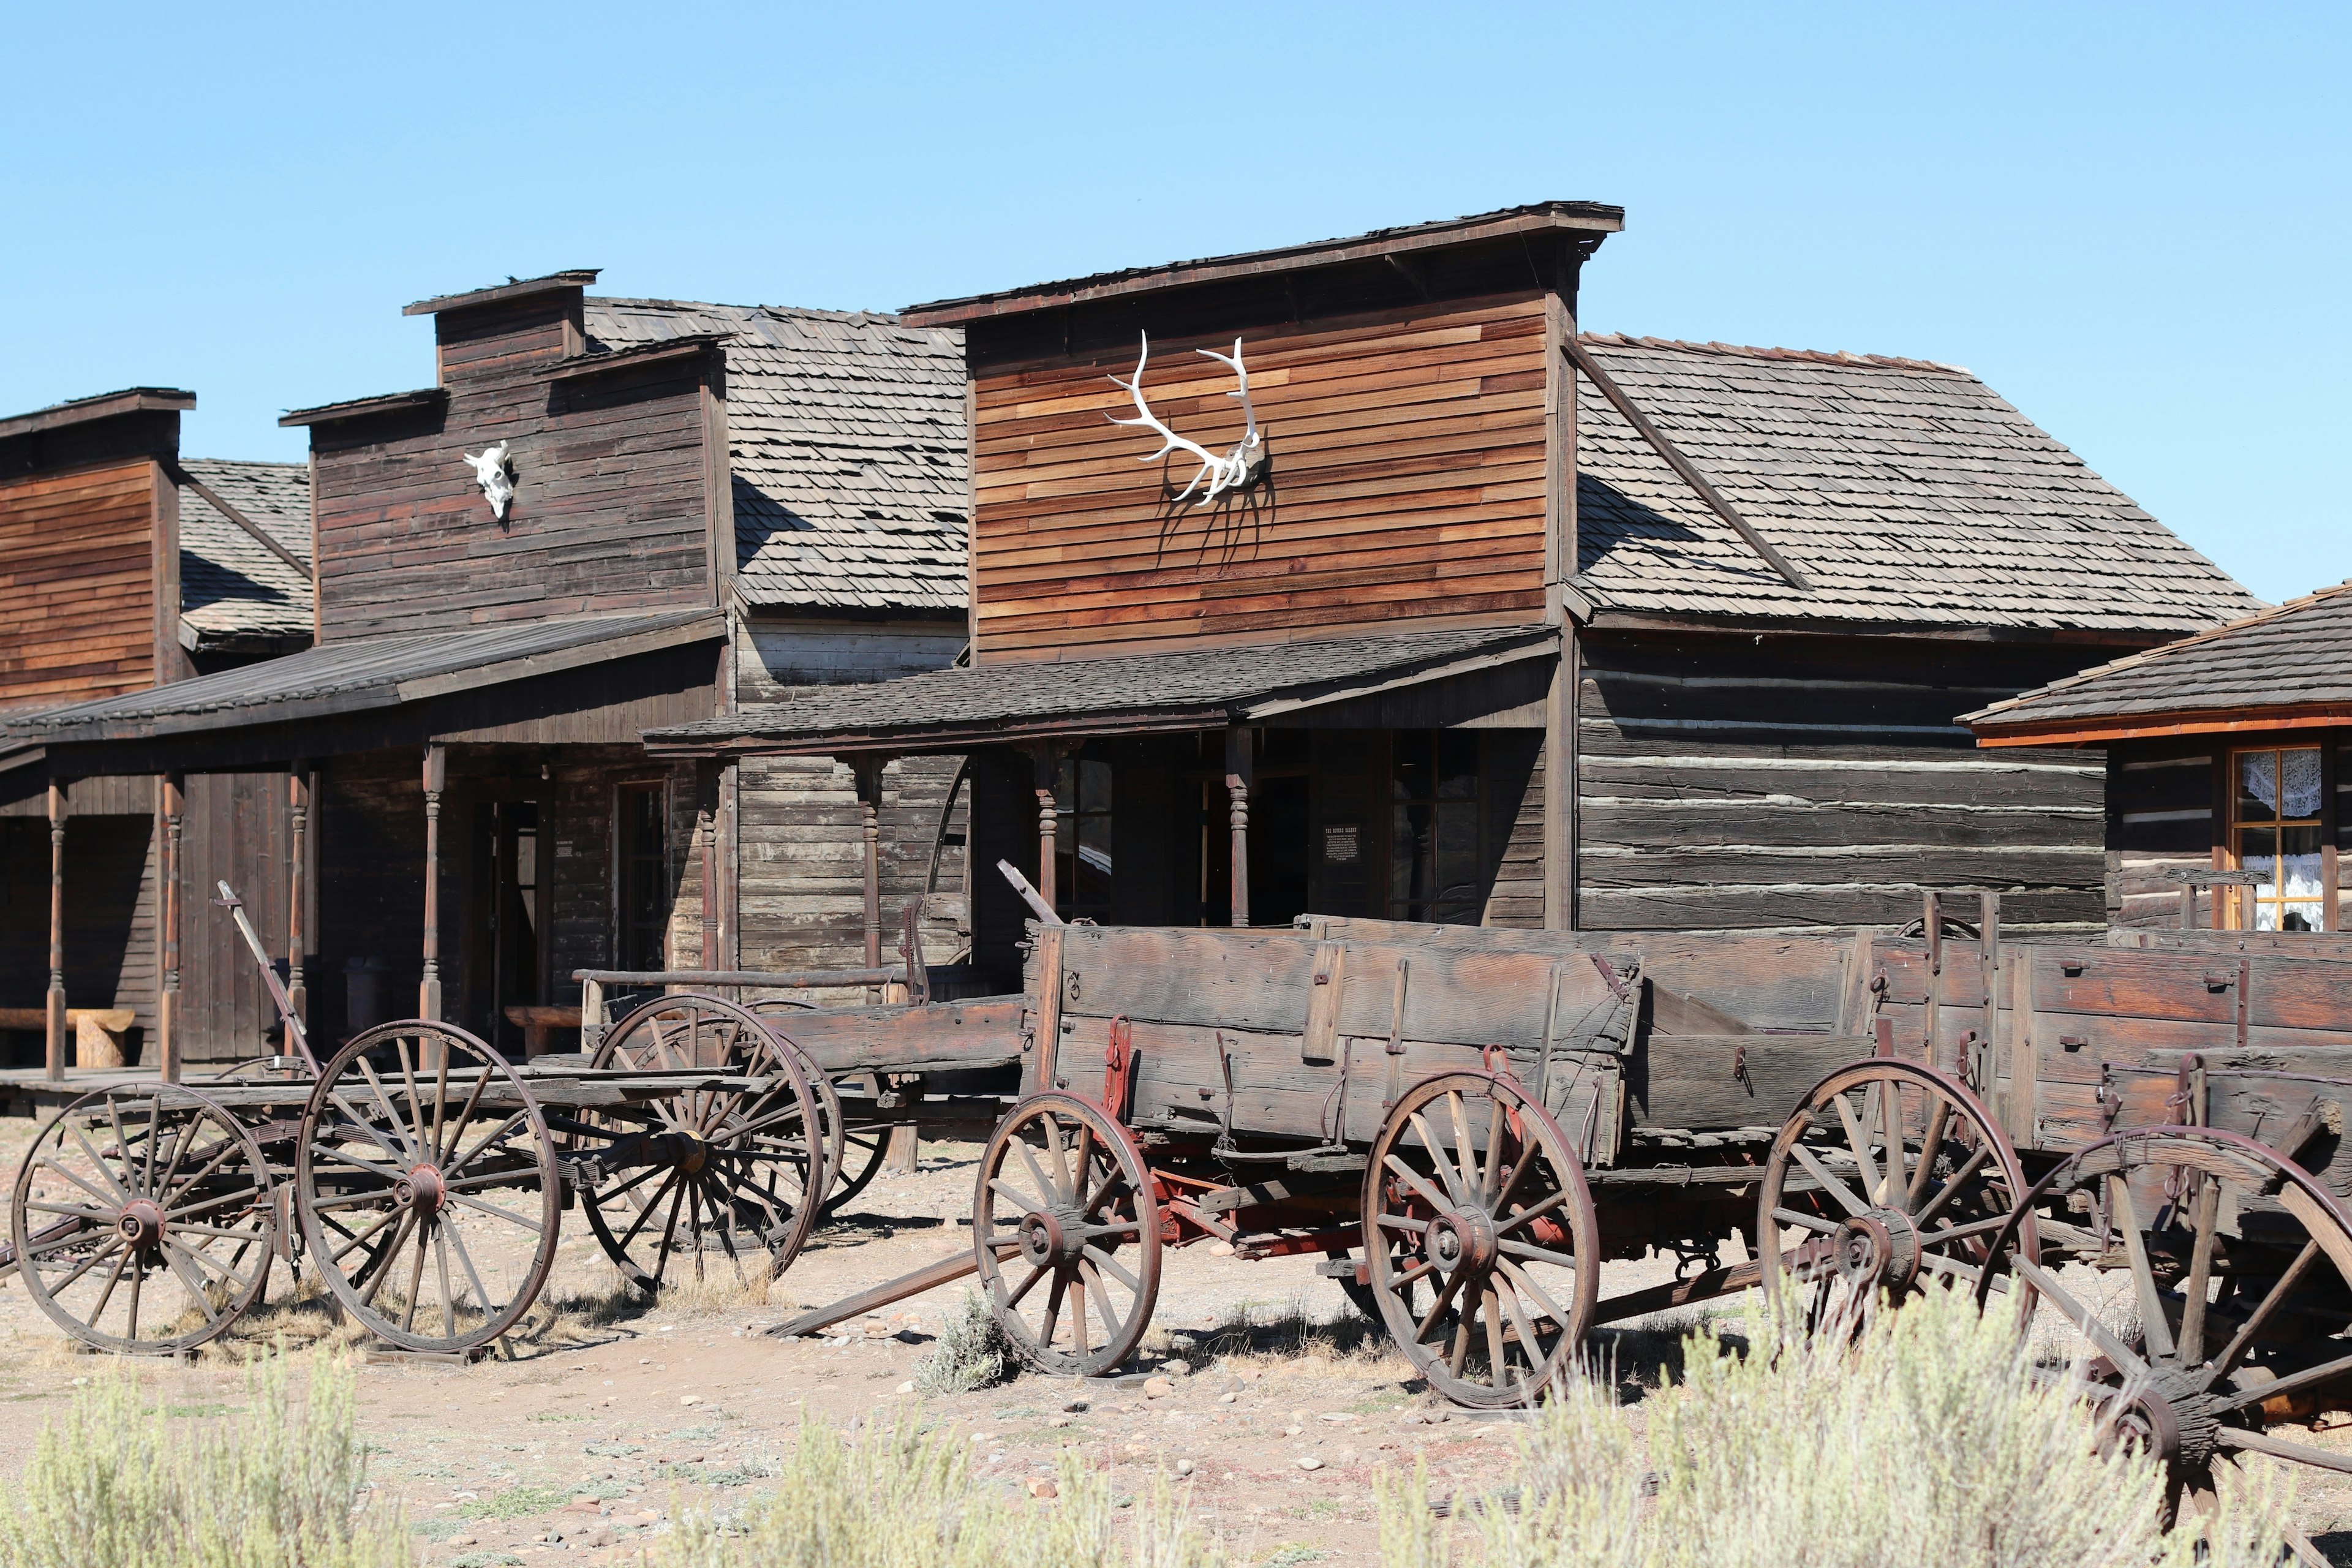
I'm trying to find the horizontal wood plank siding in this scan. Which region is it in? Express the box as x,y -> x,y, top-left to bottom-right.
0,460 -> 159,710
1575,630 -> 2111,932
312,295 -> 716,640
971,295 -> 1550,660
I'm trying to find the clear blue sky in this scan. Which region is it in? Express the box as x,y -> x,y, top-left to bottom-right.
4,3 -> 2343,603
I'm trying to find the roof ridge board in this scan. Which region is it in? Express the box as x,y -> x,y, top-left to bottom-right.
588,296 -> 908,328
1578,331 -> 1969,376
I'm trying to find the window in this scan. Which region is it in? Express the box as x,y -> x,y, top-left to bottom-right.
617,783 -> 669,969
1388,731 -> 1482,924
2230,748 -> 2325,931
1055,756 -> 1112,921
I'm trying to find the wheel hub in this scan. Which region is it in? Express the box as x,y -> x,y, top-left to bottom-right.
1425,1208 -> 1499,1279
1019,1208 -> 1079,1268
391,1164 -> 447,1216
2107,1369 -> 2222,1470
115,1199 -> 165,1250
1834,1210 -> 1921,1291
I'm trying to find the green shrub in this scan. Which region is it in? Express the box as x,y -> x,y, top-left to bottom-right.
914,1291 -> 1016,1396
650,1407 -> 1222,1568
1388,1286 -> 2293,1568
0,1350 -> 409,1568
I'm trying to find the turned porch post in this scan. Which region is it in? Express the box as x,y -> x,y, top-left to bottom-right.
1028,745 -> 1060,914
1224,727 -> 1254,928
420,744 -> 445,1022
287,764 -> 309,1030
159,773 -> 184,1084
44,780 -> 66,1082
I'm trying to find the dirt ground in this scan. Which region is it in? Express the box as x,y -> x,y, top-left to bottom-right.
4,1118 -> 2352,1566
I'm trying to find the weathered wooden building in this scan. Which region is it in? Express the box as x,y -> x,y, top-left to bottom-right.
643,203 -> 2262,989
12,271 -> 970,1067
1963,584 -> 2352,932
0,387 -> 313,1066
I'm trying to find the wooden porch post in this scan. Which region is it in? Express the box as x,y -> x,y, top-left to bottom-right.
852,758 -> 886,970
287,764 -> 309,1030
421,744 -> 445,1022
1225,727 -> 1254,928
159,773 -> 184,1083
44,780 -> 67,1082
1028,745 -> 1059,913
697,761 -> 720,971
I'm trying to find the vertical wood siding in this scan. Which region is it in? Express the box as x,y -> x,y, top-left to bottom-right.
970,295 -> 1550,660
1574,631 -> 2111,932
310,296 -> 715,639
177,772 -> 292,1063
0,460 -> 159,710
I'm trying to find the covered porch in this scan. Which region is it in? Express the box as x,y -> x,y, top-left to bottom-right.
644,624 -> 1567,989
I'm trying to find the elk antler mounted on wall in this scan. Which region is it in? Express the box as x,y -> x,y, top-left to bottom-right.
1107,334 -> 1269,507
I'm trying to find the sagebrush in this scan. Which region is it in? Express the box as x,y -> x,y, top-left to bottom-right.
1382,1285 -> 2296,1568
914,1289 -> 1016,1395
0,1349 -> 409,1568
650,1406 -> 1222,1568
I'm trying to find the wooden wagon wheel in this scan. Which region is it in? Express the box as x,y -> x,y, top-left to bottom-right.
296,1020 -> 560,1353
1759,1060 -> 2031,1330
1975,1126 -> 2352,1559
11,1085 -> 275,1354
746,1001 -> 894,1217
581,993 -> 826,1292
973,1092 -> 1162,1378
1362,1069 -> 1599,1408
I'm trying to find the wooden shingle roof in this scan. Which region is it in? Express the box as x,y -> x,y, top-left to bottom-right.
584,300 -> 967,617
175,458 -> 311,648
1574,336 -> 2260,633
1962,582 -> 2352,744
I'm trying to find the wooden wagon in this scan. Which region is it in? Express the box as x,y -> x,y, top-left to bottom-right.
4,886 -> 848,1359
748,892 -> 2352,1557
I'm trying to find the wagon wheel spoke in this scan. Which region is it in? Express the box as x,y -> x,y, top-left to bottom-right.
1906,1097 -> 1952,1212
443,1221 -> 496,1314
2215,1425 -> 2352,1479
1880,1078 -> 1909,1212
2011,1254 -> 2150,1376
123,1257 -> 143,1342
1913,1144 -> 1992,1227
1447,1093 -> 1485,1203
67,1126 -> 131,1204
1035,1270 -> 1067,1351
1833,1091 -> 1882,1207
2176,1174 -> 2223,1363
2106,1175 -> 2177,1361
2207,1241 -> 2323,1386
1406,1111 -> 1466,1205
1082,1243 -> 1142,1294
1772,1205 -> 1841,1234
1004,1262 -> 1047,1310
1787,1143 -> 1869,1219
1384,1154 -> 1457,1219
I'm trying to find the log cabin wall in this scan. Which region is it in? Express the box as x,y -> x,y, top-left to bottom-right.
2103,728 -> 2350,932
969,294 -> 1551,661
0,459 -> 171,712
1574,629 -> 2111,932
307,290 -> 720,641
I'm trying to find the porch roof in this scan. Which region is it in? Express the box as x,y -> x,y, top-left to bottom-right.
1962,579 -> 2352,746
7,608 -> 724,745
641,622 -> 1558,757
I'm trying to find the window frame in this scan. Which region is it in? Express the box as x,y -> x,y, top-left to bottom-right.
2225,744 -> 2329,932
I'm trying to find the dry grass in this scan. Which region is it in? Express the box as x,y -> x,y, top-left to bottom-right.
1384,1286 -> 2295,1568
916,1290 -> 1016,1395
0,1349 -> 409,1568
1194,1300 -> 1390,1366
648,1406 -> 1223,1568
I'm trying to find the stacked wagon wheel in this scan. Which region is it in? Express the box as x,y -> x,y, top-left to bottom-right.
1360,1070 -> 1600,1407
1975,1127 -> 2352,1563
295,1021 -> 560,1354
1757,1061 -> 2032,1332
580,993 -> 827,1294
12,1085 -> 278,1354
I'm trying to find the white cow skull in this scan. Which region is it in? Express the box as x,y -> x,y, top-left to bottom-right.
462,441 -> 516,520
1107,334 -> 1267,506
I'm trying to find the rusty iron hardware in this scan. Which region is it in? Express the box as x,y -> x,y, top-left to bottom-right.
1102,1016 -> 1136,1120
1732,1041 -> 1749,1088
1588,953 -> 1632,1001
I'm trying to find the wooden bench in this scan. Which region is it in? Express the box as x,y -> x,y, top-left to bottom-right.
0,1007 -> 138,1068
504,1005 -> 582,1059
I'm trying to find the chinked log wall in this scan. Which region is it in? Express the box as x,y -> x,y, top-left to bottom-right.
310,293 -> 717,639
970,295 -> 1550,661
0,460 -> 172,710
2102,736 -> 2352,930
1575,630 -> 2110,932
